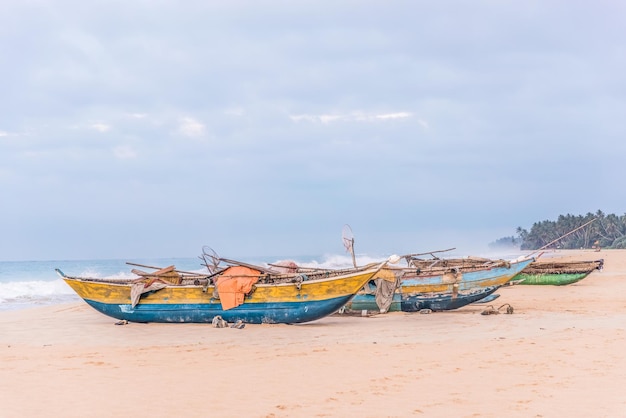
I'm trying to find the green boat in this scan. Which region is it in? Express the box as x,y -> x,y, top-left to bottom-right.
516,259 -> 604,285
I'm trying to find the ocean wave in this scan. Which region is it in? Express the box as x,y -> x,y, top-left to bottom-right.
0,279 -> 80,311
293,253 -> 390,269
0,279 -> 75,300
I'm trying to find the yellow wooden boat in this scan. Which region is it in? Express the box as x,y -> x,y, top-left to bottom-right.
56,260 -> 389,324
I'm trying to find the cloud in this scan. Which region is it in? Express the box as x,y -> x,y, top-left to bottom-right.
113,145 -> 137,159
1,1 -> 625,261
319,114 -> 343,124
127,113 -> 147,119
90,123 -> 111,133
417,119 -> 430,129
290,111 -> 413,124
375,112 -> 412,120
224,107 -> 245,116
0,130 -> 29,139
177,117 -> 205,137
289,113 -> 339,123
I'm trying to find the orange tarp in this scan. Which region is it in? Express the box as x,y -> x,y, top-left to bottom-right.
215,266 -> 261,310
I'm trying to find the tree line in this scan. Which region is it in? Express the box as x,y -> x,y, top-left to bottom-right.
490,210 -> 626,250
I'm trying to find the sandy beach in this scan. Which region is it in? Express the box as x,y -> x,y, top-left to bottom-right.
1,249 -> 625,417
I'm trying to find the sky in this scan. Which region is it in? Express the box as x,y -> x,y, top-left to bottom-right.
1,1 -> 625,261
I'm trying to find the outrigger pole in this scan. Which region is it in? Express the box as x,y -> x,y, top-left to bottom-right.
528,217 -> 598,257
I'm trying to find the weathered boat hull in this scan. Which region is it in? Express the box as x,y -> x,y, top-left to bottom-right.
83,297 -> 354,324
347,286 -> 499,312
392,257 -> 534,294
516,272 -> 591,286
400,286 -> 499,312
472,293 -> 501,304
516,259 -> 603,285
346,294 -> 401,312
59,267 -> 380,324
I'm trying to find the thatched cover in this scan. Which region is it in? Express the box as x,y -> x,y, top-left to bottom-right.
522,259 -> 604,275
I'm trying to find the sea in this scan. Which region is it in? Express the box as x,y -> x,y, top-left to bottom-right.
0,249 -> 526,312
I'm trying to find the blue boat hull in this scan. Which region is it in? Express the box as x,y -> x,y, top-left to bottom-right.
85,295 -> 354,324
472,293 -> 501,304
348,286 -> 499,313
400,286 -> 499,312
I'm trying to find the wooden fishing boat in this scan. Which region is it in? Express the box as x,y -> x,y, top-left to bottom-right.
336,229 -> 534,314
389,256 -> 534,295
346,285 -> 500,313
339,256 -> 533,314
515,259 -> 603,285
404,255 -> 499,271
56,261 -> 388,324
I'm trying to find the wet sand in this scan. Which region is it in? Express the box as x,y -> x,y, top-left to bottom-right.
1,249 -> 625,417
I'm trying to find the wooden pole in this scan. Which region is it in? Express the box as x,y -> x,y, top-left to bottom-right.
125,262 -> 203,276
218,257 -> 276,274
349,238 -> 357,268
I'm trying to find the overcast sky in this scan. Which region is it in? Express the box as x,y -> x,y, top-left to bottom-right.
1,1 -> 624,261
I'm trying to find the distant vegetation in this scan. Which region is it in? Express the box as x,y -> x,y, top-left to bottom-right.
488,236 -> 523,250
490,210 -> 626,251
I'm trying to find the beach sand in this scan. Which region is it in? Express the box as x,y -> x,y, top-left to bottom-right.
1,250 -> 625,417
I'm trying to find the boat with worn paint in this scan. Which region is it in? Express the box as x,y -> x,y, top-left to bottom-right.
389,256 -> 534,295
515,259 -> 603,285
347,285 -> 500,312
56,262 -> 387,324
472,293 -> 501,304
341,256 -> 533,313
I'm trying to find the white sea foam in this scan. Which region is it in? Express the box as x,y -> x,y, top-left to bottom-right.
0,279 -> 79,311
293,253 -> 390,269
0,279 -> 73,299
0,258 -> 159,311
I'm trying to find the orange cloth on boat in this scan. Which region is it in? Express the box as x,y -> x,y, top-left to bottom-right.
215,266 -> 261,310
